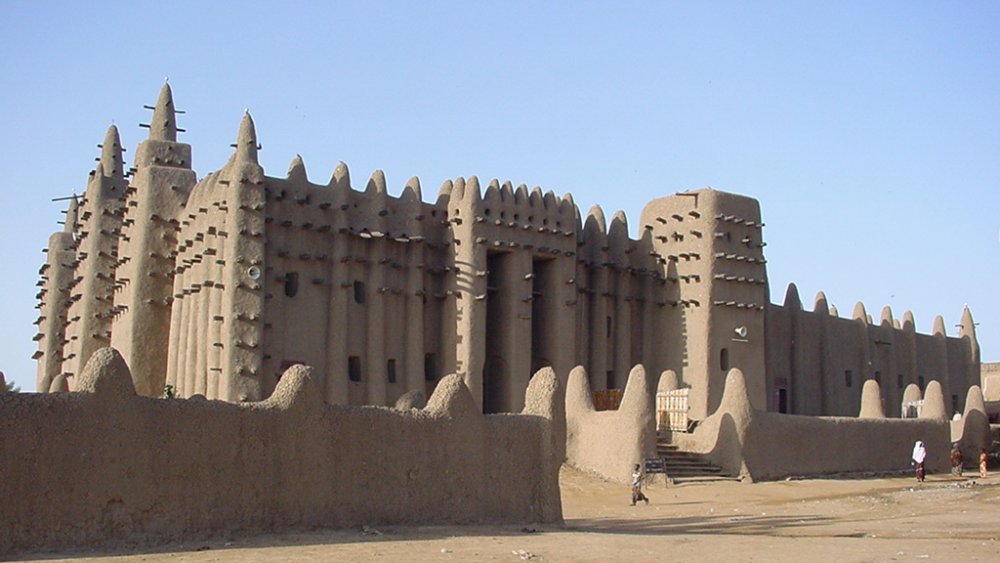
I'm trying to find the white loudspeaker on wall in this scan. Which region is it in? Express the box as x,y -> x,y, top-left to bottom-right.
734,326 -> 748,338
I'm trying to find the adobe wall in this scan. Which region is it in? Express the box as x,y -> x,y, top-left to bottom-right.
982,362 -> 1000,401
564,364 -> 657,484
673,369 -> 954,481
0,349 -> 564,555
765,288 -> 978,417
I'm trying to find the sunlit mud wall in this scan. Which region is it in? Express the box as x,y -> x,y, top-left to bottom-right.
0,349 -> 564,555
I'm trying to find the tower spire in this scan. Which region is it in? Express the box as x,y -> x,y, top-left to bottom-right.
960,305 -> 978,341
233,111 -> 258,164
63,194 -> 79,234
149,83 -> 177,142
99,124 -> 124,178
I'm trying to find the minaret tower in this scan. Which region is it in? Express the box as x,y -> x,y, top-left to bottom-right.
60,125 -> 128,384
34,198 -> 79,391
959,306 -> 981,393
111,83 -> 196,396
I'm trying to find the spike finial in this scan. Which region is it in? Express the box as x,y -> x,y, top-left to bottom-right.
234,112 -> 259,164
150,83 -> 177,142
287,154 -> 307,181
960,305 -> 977,339
99,125 -> 124,178
63,194 -> 80,234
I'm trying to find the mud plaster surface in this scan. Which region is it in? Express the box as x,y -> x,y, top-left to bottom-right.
21,466 -> 1000,563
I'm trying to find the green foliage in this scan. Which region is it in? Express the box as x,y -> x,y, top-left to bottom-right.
163,384 -> 175,399
4,381 -> 20,393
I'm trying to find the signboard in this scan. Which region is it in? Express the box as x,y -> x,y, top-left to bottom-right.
644,457 -> 666,474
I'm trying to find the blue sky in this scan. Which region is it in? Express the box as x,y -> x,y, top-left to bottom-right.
1,1 -> 997,392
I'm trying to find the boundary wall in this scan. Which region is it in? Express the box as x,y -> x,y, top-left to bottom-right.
672,369 -> 989,481
0,349 -> 564,555
564,364 -> 656,484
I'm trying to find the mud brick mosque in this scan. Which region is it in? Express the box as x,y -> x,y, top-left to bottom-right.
34,84 -> 981,421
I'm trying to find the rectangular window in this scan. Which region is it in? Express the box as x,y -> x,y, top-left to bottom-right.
348,356 -> 362,382
387,359 -> 397,384
845,370 -> 853,388
897,373 -> 904,389
424,353 -> 437,382
353,281 -> 365,304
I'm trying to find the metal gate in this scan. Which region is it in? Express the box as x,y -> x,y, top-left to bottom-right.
656,388 -> 690,432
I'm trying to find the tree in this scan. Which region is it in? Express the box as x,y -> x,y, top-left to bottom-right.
4,381 -> 20,393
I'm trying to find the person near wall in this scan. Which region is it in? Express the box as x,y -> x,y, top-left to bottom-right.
950,444 -> 963,477
912,440 -> 927,483
631,463 -> 650,506
979,449 -> 988,479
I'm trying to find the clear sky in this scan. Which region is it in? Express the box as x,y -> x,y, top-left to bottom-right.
1,1 -> 997,392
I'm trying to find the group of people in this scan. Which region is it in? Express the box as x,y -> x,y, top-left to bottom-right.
911,440 -> 989,482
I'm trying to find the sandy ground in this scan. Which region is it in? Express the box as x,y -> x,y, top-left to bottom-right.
15,467 -> 1000,563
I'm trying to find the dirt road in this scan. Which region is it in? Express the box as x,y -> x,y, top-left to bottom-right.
21,467 -> 1000,562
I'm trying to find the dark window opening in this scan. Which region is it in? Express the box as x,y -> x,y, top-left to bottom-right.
720,348 -> 730,371
951,394 -> 959,414
918,376 -> 925,390
284,272 -> 299,297
348,356 -> 362,382
387,359 -> 397,384
606,370 -> 615,390
874,371 -> 881,385
424,353 -> 437,382
845,370 -> 853,387
353,281 -> 365,304
777,388 -> 788,413
897,373 -> 904,388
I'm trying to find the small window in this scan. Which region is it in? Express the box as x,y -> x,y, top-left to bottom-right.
606,370 -> 615,390
720,348 -> 729,371
845,370 -> 853,388
424,353 -> 437,382
353,281 -> 365,304
874,371 -> 881,385
348,356 -> 362,382
897,373 -> 904,389
387,359 -> 397,384
918,376 -> 925,390
284,272 -> 299,297
951,394 -> 959,414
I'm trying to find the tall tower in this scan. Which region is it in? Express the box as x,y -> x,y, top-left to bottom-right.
34,198 -> 79,392
60,126 -> 128,383
111,84 -> 196,396
641,189 -> 768,419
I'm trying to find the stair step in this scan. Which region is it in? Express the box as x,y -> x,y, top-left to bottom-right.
665,467 -> 723,475
670,475 -> 742,484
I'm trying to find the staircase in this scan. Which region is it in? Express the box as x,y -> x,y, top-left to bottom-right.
656,438 -> 738,483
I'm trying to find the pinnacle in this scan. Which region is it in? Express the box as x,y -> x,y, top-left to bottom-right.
64,195 -> 79,234
150,83 -> 177,142
100,125 -> 124,178
234,111 -> 259,165
287,154 -> 307,180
